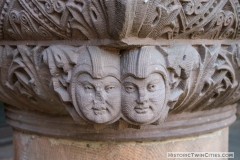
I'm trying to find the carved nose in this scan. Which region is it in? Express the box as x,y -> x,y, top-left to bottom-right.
94,91 -> 105,104
137,89 -> 148,104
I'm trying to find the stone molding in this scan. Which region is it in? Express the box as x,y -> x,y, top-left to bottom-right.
0,44 -> 239,126
0,0 -> 240,40
5,104 -> 236,141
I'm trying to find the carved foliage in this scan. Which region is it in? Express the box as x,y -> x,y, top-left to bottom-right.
168,44 -> 240,113
42,45 -> 79,102
1,0 -> 240,40
174,0 -> 238,39
0,44 -> 240,126
66,0 -> 116,39
40,44 -> 240,125
130,0 -> 182,39
180,0 -> 210,16
7,10 -> 54,40
0,45 -> 68,114
190,10 -> 236,39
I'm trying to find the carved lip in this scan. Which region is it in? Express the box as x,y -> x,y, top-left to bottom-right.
92,106 -> 107,114
134,106 -> 150,114
93,109 -> 107,115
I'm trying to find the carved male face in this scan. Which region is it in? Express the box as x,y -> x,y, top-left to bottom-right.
122,73 -> 166,124
75,73 -> 121,124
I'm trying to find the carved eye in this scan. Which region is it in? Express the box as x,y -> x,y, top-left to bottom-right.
125,85 -> 136,93
105,85 -> 116,93
147,84 -> 156,92
84,85 -> 94,92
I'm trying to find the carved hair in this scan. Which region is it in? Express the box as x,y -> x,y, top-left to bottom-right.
121,46 -> 167,79
71,46 -> 120,81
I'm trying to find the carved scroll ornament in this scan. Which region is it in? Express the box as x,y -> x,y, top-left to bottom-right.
1,0 -> 240,40
0,44 -> 239,126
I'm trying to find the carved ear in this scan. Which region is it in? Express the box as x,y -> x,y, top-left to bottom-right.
42,45 -> 80,102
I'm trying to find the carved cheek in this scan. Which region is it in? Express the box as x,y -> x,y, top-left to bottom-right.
76,84 -> 94,108
148,88 -> 166,112
148,92 -> 162,112
106,90 -> 121,106
122,90 -> 138,104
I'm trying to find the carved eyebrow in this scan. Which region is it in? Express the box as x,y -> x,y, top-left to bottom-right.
123,82 -> 135,86
79,81 -> 93,85
105,82 -> 119,85
122,77 -> 136,84
147,79 -> 161,84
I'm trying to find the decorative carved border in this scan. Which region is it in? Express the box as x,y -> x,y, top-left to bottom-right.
0,0 -> 240,40
0,44 -> 239,126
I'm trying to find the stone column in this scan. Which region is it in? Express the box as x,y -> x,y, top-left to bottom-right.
0,0 -> 239,159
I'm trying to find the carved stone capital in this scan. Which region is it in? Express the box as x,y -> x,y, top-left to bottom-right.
0,0 -> 239,142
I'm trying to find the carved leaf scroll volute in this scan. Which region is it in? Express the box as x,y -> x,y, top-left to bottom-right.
1,0 -> 240,40
66,0 -> 128,39
0,45 -> 67,114
163,45 -> 200,110
214,44 -> 240,107
168,44 -> 240,113
42,45 -> 80,102
7,9 -> 55,40
136,0 -> 181,39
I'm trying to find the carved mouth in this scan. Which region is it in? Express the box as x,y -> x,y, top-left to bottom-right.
92,105 -> 107,115
93,110 -> 106,115
134,106 -> 150,114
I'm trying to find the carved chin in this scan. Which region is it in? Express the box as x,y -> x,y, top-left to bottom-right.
91,114 -> 111,124
80,104 -> 118,124
133,110 -> 156,124
131,114 -> 156,124
123,104 -> 158,124
84,110 -> 111,123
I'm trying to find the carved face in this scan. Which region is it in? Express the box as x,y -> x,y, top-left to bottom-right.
122,73 -> 166,124
75,73 -> 121,124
